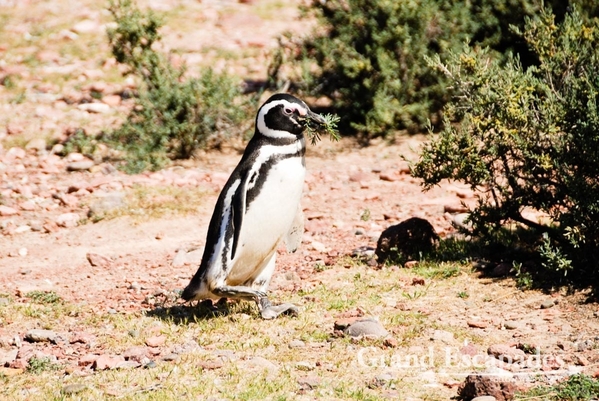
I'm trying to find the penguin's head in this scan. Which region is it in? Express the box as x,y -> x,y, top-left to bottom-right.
256,93 -> 326,139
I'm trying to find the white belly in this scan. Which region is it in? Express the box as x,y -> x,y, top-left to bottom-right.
227,157 -> 305,285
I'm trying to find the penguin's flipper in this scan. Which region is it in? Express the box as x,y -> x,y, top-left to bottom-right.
285,205 -> 304,253
230,176 -> 248,260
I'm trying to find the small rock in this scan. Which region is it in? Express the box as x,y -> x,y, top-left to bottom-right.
383,337 -> 398,348
79,354 -> 99,366
144,360 -> 157,369
460,343 -> 479,356
77,103 -> 111,114
576,339 -> 594,352
0,349 -> 18,366
289,339 -> 306,349
295,361 -> 315,371
145,335 -> 166,347
25,138 -> 47,153
540,300 -> 555,309
198,359 -> 224,370
458,374 -> 517,401
503,320 -> 519,330
116,360 -> 141,369
467,320 -> 488,329
574,354 -> 589,366
62,383 -> 87,395
487,344 -> 526,363
237,356 -> 279,377
72,19 -> 100,34
93,354 -> 125,370
0,205 -> 18,216
55,213 -> 80,228
19,201 -> 36,211
375,217 -> 439,264
123,346 -> 149,363
24,329 -> 58,343
431,329 -> 454,343
471,397 -> 497,401
101,94 -> 121,107
66,160 -> 95,171
297,375 -> 320,390
86,252 -> 112,268
452,213 -> 472,230
344,318 -> 388,339
161,353 -> 179,362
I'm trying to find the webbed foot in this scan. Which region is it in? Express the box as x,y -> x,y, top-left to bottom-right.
258,297 -> 299,320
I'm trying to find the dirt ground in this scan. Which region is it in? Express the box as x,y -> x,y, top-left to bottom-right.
1,0 -> 599,400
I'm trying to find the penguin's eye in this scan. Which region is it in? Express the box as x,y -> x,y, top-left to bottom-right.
283,107 -> 293,115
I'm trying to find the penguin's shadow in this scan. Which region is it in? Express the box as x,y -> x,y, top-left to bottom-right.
146,300 -> 255,325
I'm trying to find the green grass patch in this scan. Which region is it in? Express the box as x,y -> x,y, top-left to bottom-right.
517,374 -> 599,401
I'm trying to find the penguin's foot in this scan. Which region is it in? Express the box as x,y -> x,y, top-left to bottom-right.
212,285 -> 266,301
258,297 -> 299,320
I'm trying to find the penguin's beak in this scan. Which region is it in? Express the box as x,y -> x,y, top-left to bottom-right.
303,109 -> 326,127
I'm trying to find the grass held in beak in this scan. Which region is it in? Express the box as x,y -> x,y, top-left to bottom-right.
305,113 -> 341,145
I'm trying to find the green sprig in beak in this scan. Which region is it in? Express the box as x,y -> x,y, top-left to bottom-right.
304,112 -> 341,145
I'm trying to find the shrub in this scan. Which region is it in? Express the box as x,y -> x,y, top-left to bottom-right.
106,0 -> 252,173
270,0 -> 595,138
412,8 -> 599,278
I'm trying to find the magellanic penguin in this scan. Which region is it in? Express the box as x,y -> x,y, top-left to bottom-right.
181,93 -> 326,319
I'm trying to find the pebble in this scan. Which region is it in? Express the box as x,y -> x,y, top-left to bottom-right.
467,320 -> 488,329
295,361 -> 315,371
77,103 -> 111,114
86,252 -> 112,268
0,349 -> 18,365
289,339 -> 306,349
24,329 -> 58,343
0,205 -> 18,216
503,320 -> 519,330
66,160 -> 95,172
297,375 -> 320,390
25,138 -> 46,152
93,354 -> 125,370
452,213 -> 471,229
431,329 -> 454,343
540,300 -> 555,309
344,318 -> 388,339
62,383 -> 87,395
145,335 -> 166,347
487,344 -> 526,363
55,212 -> 80,228
471,397 -> 497,401
161,353 -> 179,362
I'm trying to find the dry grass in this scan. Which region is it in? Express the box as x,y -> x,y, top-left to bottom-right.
0,258 -> 487,401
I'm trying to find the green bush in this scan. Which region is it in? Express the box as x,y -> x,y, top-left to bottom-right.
107,0 -> 252,173
270,0 -> 595,138
412,8 -> 599,278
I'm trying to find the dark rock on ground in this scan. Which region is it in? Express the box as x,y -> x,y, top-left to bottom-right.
375,217 -> 439,264
458,374 -> 519,401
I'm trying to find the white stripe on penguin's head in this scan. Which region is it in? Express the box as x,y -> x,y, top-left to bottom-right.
256,99 -> 309,139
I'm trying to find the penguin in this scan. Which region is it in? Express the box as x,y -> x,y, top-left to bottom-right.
181,93 -> 326,319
